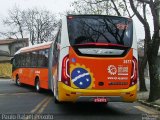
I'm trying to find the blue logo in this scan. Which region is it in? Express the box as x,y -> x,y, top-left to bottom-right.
71,68 -> 91,89
71,58 -> 76,63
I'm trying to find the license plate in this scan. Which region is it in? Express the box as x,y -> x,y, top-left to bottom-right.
94,97 -> 108,103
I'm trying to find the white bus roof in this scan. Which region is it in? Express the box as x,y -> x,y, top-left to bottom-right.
15,41 -> 53,55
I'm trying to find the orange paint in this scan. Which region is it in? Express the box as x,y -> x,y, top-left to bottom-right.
12,68 -> 49,89
69,46 -> 133,90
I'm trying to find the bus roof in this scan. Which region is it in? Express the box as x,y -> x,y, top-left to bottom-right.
67,14 -> 131,20
15,41 -> 53,55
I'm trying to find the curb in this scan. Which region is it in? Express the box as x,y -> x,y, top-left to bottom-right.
138,100 -> 160,111
0,79 -> 11,81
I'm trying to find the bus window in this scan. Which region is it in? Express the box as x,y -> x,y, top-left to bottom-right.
31,52 -> 37,67
17,54 -> 22,67
21,54 -> 25,67
53,30 -> 61,66
67,16 -> 133,47
37,49 -> 49,68
11,58 -> 16,71
44,49 -> 49,67
25,54 -> 28,67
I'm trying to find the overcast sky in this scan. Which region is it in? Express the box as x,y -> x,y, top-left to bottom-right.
0,0 -> 153,40
0,0 -> 73,15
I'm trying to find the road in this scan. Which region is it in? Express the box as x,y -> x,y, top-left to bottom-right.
0,79 -> 159,120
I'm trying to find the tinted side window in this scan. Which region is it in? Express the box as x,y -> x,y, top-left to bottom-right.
25,53 -> 31,67
31,51 -> 38,67
12,58 -> 16,71
13,49 -> 49,68
21,54 -> 26,67
37,49 -> 49,67
44,49 -> 49,67
16,54 -> 22,67
14,55 -> 18,67
53,30 -> 61,66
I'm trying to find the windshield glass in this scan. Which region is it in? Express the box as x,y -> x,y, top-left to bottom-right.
67,15 -> 133,47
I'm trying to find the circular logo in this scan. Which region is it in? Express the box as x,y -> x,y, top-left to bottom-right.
71,68 -> 91,89
108,65 -> 117,75
70,63 -> 95,89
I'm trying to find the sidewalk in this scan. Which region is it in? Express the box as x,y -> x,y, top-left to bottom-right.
0,78 -> 11,81
138,91 -> 160,110
137,78 -> 160,111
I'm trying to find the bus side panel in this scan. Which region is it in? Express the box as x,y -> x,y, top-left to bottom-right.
12,68 -> 32,85
52,64 -> 58,95
48,43 -> 54,91
22,68 -> 34,85
34,68 -> 49,89
54,47 -> 69,99
58,47 -> 69,82
12,68 -> 21,82
12,68 -> 49,89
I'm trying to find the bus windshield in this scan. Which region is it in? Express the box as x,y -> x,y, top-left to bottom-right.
67,15 -> 133,47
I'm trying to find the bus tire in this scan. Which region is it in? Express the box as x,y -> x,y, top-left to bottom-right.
16,75 -> 21,86
35,78 -> 41,92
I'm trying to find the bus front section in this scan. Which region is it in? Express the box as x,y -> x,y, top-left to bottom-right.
58,15 -> 138,103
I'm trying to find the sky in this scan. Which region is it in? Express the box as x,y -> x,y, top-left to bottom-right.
0,0 -> 73,15
0,0 -> 153,40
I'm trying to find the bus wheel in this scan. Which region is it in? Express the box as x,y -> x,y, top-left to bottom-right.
35,79 -> 41,92
16,76 -> 21,86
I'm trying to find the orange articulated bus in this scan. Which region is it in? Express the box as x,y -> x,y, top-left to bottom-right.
12,15 -> 138,104
12,42 -> 53,92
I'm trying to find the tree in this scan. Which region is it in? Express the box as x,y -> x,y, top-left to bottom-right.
129,0 -> 160,101
133,1 -> 149,92
2,6 -> 25,39
70,0 -> 135,17
138,39 -> 148,91
23,8 -> 58,44
2,7 -> 58,45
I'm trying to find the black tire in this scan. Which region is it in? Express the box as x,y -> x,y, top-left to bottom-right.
35,79 -> 41,92
16,76 -> 21,86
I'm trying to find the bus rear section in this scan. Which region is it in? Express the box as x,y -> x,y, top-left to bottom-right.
56,15 -> 138,103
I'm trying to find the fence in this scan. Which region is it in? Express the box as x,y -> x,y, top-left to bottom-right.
0,62 -> 12,78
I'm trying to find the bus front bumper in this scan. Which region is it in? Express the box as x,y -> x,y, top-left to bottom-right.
58,82 -> 137,103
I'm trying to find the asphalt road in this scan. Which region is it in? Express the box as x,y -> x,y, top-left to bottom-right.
0,79 -> 159,120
